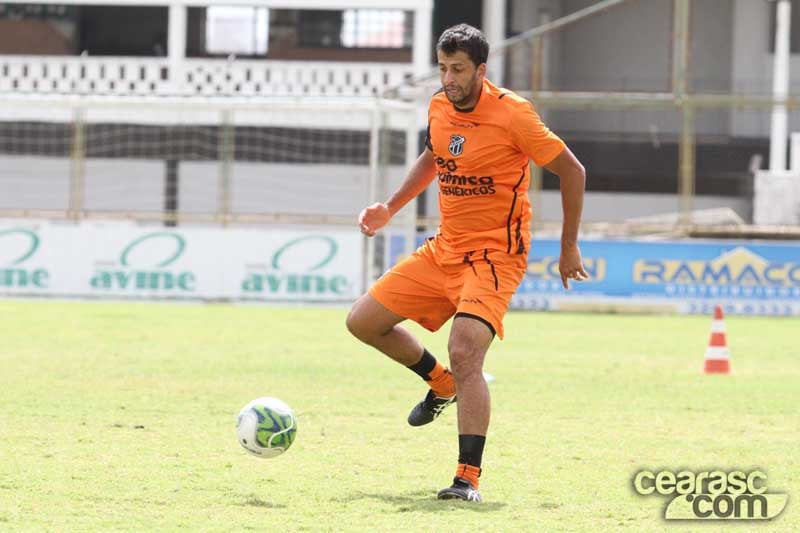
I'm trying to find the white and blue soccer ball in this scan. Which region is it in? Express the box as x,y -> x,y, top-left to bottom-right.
236,397 -> 297,459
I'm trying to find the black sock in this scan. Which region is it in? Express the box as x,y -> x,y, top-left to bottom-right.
458,434 -> 486,468
406,348 -> 437,381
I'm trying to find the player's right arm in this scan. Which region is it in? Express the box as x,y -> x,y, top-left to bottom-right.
358,148 -> 437,237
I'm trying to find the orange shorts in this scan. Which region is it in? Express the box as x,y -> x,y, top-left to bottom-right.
368,237 -> 528,339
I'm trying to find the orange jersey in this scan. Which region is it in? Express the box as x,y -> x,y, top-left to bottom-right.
426,79 -> 565,255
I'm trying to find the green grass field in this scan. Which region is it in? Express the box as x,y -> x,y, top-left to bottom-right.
0,299 -> 798,532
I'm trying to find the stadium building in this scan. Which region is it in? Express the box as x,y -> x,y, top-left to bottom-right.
0,0 -> 798,312
2,0 -> 799,225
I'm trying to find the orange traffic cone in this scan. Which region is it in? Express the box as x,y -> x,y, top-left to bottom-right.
704,305 -> 731,374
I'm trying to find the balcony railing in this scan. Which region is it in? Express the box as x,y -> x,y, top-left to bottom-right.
0,55 -> 415,98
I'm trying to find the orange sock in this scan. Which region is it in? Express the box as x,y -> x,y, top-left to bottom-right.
456,464 -> 481,489
428,363 -> 456,398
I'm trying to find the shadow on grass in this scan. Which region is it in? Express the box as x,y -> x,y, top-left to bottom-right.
334,489 -> 506,513
238,496 -> 287,509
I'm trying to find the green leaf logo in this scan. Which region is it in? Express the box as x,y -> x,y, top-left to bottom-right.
271,236 -> 338,272
120,233 -> 186,268
0,229 -> 40,265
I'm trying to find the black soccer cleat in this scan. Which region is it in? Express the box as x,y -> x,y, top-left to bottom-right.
407,389 -> 456,426
437,477 -> 482,502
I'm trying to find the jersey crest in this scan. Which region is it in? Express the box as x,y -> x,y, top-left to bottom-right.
448,134 -> 466,157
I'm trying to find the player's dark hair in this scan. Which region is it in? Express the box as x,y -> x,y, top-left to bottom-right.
436,24 -> 489,67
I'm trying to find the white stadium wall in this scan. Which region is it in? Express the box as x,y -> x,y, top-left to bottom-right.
0,155 -> 749,223
0,157 -> 71,210
422,182 -> 750,224
0,157 -> 408,217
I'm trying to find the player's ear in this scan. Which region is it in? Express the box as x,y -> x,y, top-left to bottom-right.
476,63 -> 487,79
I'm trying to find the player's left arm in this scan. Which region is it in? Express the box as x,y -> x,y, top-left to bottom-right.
509,101 -> 589,289
543,147 -> 589,289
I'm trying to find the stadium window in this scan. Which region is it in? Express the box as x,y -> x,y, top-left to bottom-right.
187,7 -> 269,58
78,6 -> 168,56
297,10 -> 343,48
205,7 -> 269,56
296,9 -> 411,49
340,9 -> 411,48
186,8 -> 412,60
769,0 -> 800,53
0,3 -> 78,55
0,4 -> 167,56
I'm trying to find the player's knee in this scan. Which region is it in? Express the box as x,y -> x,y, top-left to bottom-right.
448,343 -> 482,381
345,302 -> 383,344
345,306 -> 369,341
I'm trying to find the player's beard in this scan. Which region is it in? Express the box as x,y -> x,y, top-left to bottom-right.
444,74 -> 479,107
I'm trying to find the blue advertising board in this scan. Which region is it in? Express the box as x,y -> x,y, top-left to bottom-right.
387,234 -> 800,316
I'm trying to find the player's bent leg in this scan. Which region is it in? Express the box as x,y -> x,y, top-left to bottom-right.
347,243 -> 459,426
347,294 -> 457,425
346,293 -> 423,366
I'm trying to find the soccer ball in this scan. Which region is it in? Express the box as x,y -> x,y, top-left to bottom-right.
236,397 -> 297,458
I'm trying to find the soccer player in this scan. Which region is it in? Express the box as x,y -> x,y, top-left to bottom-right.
346,24 -> 588,502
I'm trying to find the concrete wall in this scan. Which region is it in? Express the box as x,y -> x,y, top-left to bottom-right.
505,0 -> 789,139
0,155 -> 407,217
180,162 -> 390,215
421,180 -> 749,223
83,160 -> 165,212
0,156 -> 70,210
546,0 -> 800,140
730,0 -> 800,138
534,190 -> 749,223
556,0 -> 672,93
691,0 -> 735,136
0,155 -> 747,223
506,0 -> 563,92
544,0 -> 737,137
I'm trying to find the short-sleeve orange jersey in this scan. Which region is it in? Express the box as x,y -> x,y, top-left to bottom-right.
426,79 -> 565,256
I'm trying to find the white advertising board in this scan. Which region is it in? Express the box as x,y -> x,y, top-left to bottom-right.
0,223 -> 363,302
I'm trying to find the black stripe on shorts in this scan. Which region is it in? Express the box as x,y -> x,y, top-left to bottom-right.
454,312 -> 496,338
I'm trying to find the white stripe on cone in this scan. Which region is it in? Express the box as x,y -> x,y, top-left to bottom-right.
705,346 -> 730,360
710,320 -> 726,333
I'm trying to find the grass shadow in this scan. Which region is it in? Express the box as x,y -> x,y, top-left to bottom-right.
238,496 -> 287,509
334,489 -> 506,513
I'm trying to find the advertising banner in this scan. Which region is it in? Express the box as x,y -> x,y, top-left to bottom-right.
0,223 -> 362,302
387,234 -> 800,316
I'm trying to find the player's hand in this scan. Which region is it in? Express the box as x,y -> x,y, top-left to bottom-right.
559,243 -> 589,289
358,202 -> 391,237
